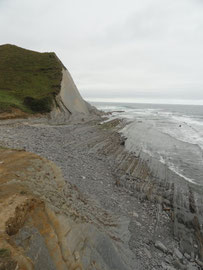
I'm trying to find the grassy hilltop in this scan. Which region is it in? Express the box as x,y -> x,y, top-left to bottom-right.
0,44 -> 63,114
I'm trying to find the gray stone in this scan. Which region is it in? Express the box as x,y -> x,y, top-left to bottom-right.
174,248 -> 183,260
161,262 -> 176,270
144,248 -> 152,259
187,262 -> 198,270
132,212 -> 139,218
135,221 -> 142,226
66,223 -> 134,270
196,259 -> 203,268
184,253 -> 191,260
182,259 -> 187,265
155,241 -> 168,253
180,237 -> 193,255
13,226 -> 57,270
93,229 -> 133,270
190,252 -> 195,262
165,256 -> 172,264
173,259 -> 187,270
59,69 -> 90,115
161,262 -> 169,269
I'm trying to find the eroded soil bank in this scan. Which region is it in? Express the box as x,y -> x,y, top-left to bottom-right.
0,116 -> 202,269
0,149 -> 134,270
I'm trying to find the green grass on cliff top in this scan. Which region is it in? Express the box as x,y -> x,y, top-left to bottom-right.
0,44 -> 63,113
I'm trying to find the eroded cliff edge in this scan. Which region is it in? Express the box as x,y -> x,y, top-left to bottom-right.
0,149 -> 132,270
0,44 -> 93,120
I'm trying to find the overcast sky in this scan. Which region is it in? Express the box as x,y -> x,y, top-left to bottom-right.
0,0 -> 203,104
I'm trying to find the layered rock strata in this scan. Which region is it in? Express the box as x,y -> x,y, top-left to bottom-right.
0,149 -> 132,270
51,68 -> 90,120
87,119 -> 203,262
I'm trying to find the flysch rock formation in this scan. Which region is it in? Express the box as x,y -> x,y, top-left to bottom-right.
52,68 -> 88,117
60,68 -> 89,115
0,149 -> 133,270
50,67 -> 100,124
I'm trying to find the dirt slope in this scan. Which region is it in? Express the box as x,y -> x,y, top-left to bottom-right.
0,149 -> 133,270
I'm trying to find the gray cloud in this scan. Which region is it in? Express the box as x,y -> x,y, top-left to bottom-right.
0,0 -> 203,103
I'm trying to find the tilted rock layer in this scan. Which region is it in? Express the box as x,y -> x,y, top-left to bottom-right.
0,149 -> 130,270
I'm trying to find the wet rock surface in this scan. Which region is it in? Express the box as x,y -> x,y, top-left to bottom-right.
0,116 -> 202,269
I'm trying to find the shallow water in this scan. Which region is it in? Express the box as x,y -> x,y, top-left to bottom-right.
91,102 -> 203,186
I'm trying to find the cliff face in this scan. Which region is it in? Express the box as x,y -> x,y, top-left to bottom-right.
0,149 -> 130,270
0,44 -> 90,119
60,69 -> 89,114
52,68 -> 90,120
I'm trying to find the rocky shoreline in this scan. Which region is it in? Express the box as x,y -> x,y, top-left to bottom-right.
0,115 -> 202,269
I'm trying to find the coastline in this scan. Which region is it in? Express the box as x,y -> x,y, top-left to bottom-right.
0,114 -> 202,269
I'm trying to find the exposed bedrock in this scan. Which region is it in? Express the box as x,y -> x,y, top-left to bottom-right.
52,68 -> 89,119
50,68 -> 101,124
60,69 -> 89,115
87,119 -> 203,262
0,117 -> 202,269
0,149 -> 133,270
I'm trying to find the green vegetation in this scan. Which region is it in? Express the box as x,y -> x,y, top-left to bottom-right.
0,44 -> 63,113
0,146 -> 8,150
0,248 -> 11,258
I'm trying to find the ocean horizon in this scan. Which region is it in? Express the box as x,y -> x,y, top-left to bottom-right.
85,97 -> 203,106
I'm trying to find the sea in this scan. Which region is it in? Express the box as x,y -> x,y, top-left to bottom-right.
90,101 -> 203,187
